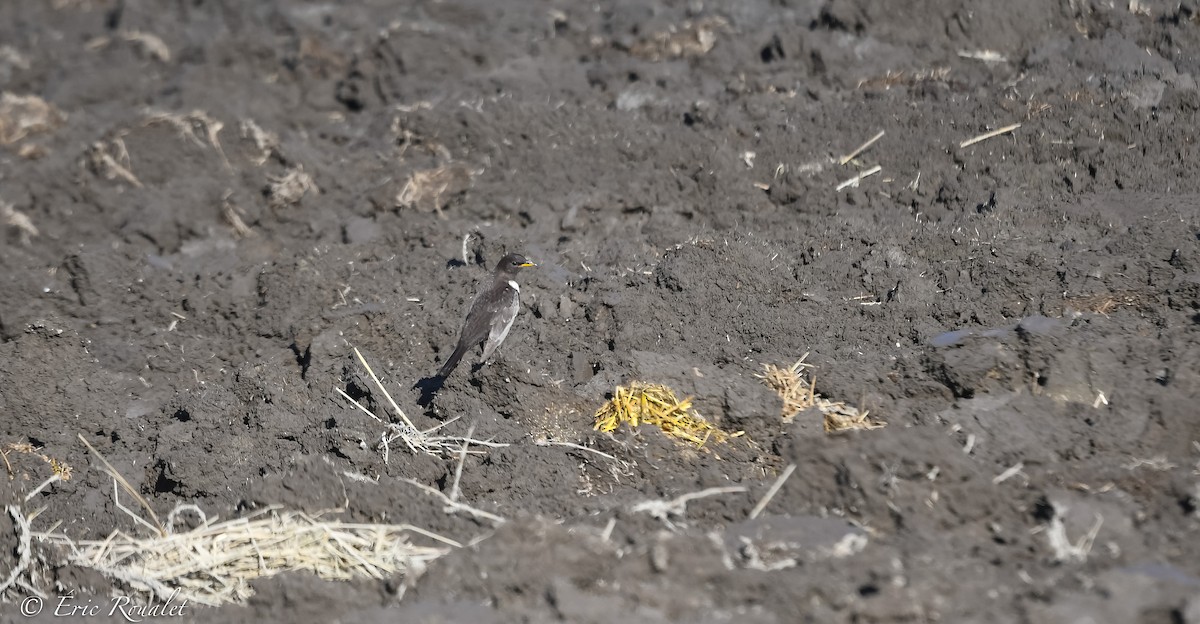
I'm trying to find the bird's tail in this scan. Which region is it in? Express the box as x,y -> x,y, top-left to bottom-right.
437,343 -> 469,378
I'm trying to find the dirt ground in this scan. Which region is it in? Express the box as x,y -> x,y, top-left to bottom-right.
2,0 -> 1200,622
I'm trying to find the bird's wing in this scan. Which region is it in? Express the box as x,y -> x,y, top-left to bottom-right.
455,283 -> 501,351
481,287 -> 520,362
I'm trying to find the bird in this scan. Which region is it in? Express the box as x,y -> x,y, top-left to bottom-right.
436,253 -> 536,378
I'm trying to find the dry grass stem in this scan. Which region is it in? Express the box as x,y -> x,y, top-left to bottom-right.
836,165 -> 882,191
1,201 -> 40,244
632,486 -> 748,529
956,50 -> 1007,63
239,118 -> 279,166
143,109 -> 230,169
221,193 -> 255,238
87,31 -> 171,62
351,347 -> 417,431
79,434 -> 165,536
25,474 -> 62,503
461,231 -> 474,264
533,438 -> 618,462
87,137 -> 143,187
857,67 -> 951,90
0,92 -> 67,145
338,348 -> 509,459
600,517 -> 617,541
756,357 -> 886,433
1039,511 -> 1103,563
122,31 -> 171,62
336,387 -> 420,457
0,505 -> 33,596
839,130 -> 885,165
1122,455 -> 1176,471
448,424 -> 475,503
398,478 -> 506,525
748,464 -> 796,519
959,122 -> 1021,148
992,462 -> 1026,484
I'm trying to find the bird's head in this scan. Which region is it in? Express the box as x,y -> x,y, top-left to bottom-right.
496,253 -> 536,273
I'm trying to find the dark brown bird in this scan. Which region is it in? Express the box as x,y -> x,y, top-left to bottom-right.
436,253 -> 536,378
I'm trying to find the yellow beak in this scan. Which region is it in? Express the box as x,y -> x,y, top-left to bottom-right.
519,261 -> 537,268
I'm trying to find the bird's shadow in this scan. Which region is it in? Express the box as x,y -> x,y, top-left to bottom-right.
413,376 -> 445,407
413,363 -> 485,407
446,251 -> 483,269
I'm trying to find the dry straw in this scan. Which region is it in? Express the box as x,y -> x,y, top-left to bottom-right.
838,130 -> 885,166
396,163 -> 478,217
628,17 -> 727,61
2,442 -> 73,482
0,92 -> 66,145
755,354 -> 885,433
7,322 -> 505,612
27,435 -> 459,607
593,381 -> 735,448
37,505 -> 454,607
959,122 -> 1021,149
336,347 -> 508,459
